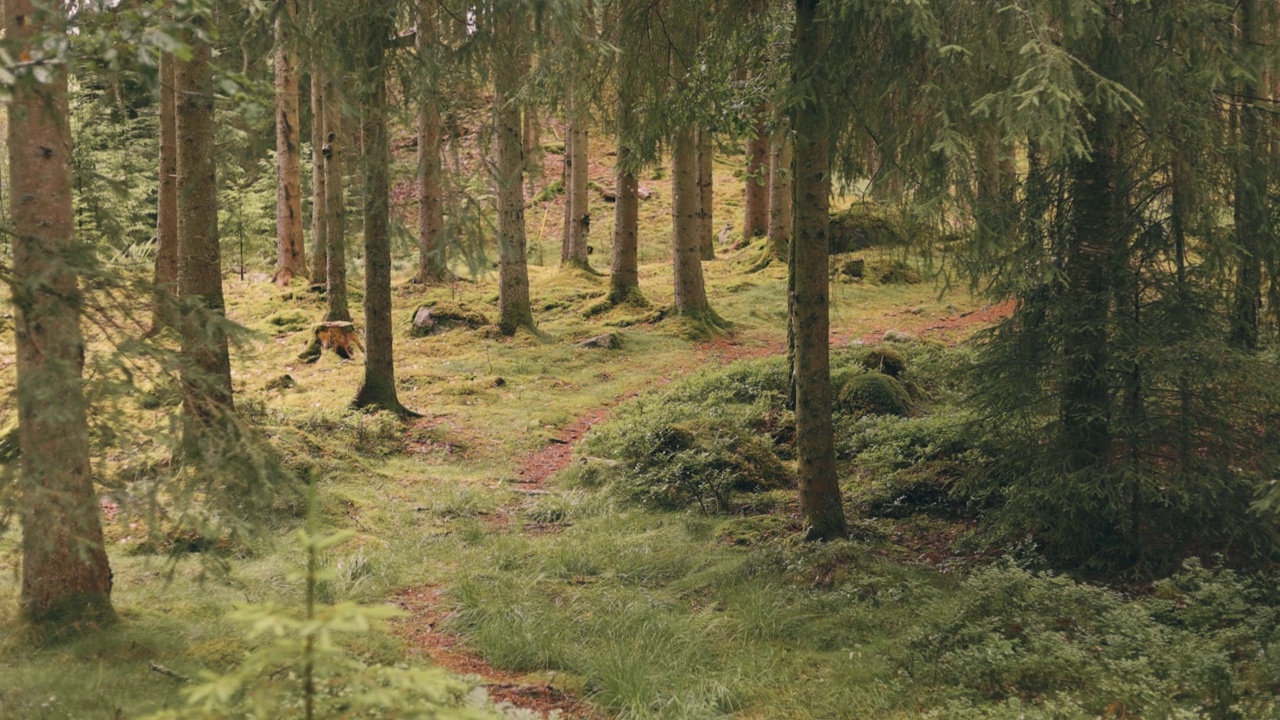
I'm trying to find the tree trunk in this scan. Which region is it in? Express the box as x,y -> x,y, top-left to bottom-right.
523,107 -> 543,179
151,50 -> 179,332
414,0 -> 448,284
766,115 -> 793,263
671,128 -> 713,320
176,20 -> 234,422
1060,111 -> 1118,474
792,0 -> 845,541
323,80 -> 351,323
273,0 -> 306,286
562,98 -> 591,270
697,129 -> 715,260
1231,0 -> 1267,350
610,143 -> 642,304
309,70 -> 328,288
743,110 -> 769,241
493,8 -> 534,334
8,0 -> 115,626
352,5 -> 409,415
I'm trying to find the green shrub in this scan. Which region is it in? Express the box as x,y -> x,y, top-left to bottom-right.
836,373 -> 911,417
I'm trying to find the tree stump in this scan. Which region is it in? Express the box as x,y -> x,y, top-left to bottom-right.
299,321 -> 363,363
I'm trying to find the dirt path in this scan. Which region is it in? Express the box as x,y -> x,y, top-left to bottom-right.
390,300 -> 1015,718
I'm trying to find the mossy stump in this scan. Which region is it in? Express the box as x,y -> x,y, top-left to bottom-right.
299,321 -> 363,364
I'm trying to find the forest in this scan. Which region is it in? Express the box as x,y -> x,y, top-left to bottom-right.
2,0 -> 1280,717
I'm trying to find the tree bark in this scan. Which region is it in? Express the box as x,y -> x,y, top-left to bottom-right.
273,0 -> 306,285
743,109 -> 769,240
151,50 -> 179,331
1231,0 -> 1267,350
414,0 -> 448,284
309,70 -> 328,288
176,19 -> 234,422
610,143 -> 642,304
493,8 -> 535,334
671,128 -> 713,319
523,107 -> 543,179
697,129 -> 715,260
767,115 -> 793,263
323,80 -> 351,323
562,98 -> 592,270
8,0 -> 115,626
352,4 -> 408,414
792,0 -> 845,540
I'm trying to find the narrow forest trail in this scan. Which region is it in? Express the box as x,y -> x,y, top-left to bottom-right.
390,300 -> 1014,718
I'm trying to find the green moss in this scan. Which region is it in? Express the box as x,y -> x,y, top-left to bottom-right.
860,347 -> 907,378
712,515 -> 794,546
836,373 -> 911,417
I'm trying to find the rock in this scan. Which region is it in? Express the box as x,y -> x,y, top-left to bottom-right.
600,187 -> 618,202
831,256 -> 865,279
881,329 -> 917,343
717,225 -> 734,245
265,374 -> 296,391
578,332 -> 621,350
410,302 -> 489,337
637,186 -> 653,201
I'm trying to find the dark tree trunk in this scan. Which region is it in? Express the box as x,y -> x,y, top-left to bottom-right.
1231,0 -> 1267,350
323,79 -> 351,323
8,0 -> 115,626
562,98 -> 592,270
494,7 -> 535,334
697,129 -> 715,260
274,0 -> 306,286
743,109 -> 769,240
352,4 -> 409,414
610,142 -> 642,304
176,19 -> 234,422
151,50 -> 179,332
792,0 -> 845,540
415,0 -> 449,284
309,70 -> 328,287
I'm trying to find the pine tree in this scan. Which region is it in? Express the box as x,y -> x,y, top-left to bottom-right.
273,0 -> 307,286
492,1 -> 536,335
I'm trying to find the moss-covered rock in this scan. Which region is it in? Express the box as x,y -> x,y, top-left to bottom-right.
836,373 -> 911,417
829,204 -> 906,253
861,347 -> 907,378
410,302 -> 489,336
868,258 -> 921,284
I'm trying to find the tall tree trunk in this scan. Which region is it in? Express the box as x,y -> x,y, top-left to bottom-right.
562,98 -> 592,270
176,20 -> 234,422
1231,0 -> 1267,350
309,70 -> 328,288
523,107 -> 543,179
352,4 -> 408,414
494,8 -> 535,334
766,115 -> 793,263
697,129 -> 715,260
743,109 -> 769,241
323,80 -> 351,323
610,143 -> 642,304
1060,111 -> 1118,474
414,0 -> 448,284
273,0 -> 306,286
151,51 -> 179,331
792,0 -> 845,540
8,0 -> 115,626
671,127 -> 714,320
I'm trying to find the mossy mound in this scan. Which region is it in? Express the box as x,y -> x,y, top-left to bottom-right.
409,302 -> 489,336
829,204 -> 907,253
265,309 -> 311,334
836,373 -> 911,417
868,258 -> 921,285
860,347 -> 907,378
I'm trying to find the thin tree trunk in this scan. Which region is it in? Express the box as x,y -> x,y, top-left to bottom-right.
8,0 -> 115,626
274,0 -> 306,285
524,107 -> 543,179
562,98 -> 592,270
697,129 -> 715,260
309,70 -> 328,288
151,51 -> 179,331
414,0 -> 448,284
743,109 -> 769,241
494,8 -> 535,334
792,0 -> 845,541
1231,0 -> 1266,350
561,127 -> 573,264
671,128 -> 714,320
352,5 -> 408,414
766,115 -> 793,263
176,20 -> 234,422
323,79 -> 351,323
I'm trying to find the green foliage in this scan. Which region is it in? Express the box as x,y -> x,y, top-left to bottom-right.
906,561 -> 1280,718
141,519 -> 495,720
